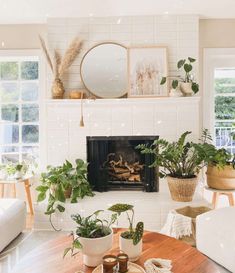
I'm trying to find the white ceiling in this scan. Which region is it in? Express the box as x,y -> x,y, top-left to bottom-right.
0,0 -> 235,24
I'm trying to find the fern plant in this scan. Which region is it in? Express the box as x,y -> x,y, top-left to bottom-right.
108,203 -> 144,245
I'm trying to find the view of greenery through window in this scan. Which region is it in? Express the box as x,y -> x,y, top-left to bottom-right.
214,68 -> 235,154
0,57 -> 39,164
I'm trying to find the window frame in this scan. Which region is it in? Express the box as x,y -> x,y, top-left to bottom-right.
0,49 -> 45,167
203,48 -> 235,144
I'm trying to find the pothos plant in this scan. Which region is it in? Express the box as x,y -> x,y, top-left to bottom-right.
36,159 -> 94,230
160,57 -> 199,94
108,203 -> 144,245
63,210 -> 118,257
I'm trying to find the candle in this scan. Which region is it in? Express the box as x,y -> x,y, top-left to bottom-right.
117,253 -> 129,273
103,255 -> 118,273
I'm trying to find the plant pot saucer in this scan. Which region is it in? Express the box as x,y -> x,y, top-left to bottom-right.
92,262 -> 146,273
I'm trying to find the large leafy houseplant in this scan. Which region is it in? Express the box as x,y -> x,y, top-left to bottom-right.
160,57 -> 199,95
36,159 -> 94,230
137,131 -> 212,201
64,210 -> 117,267
108,203 -> 144,261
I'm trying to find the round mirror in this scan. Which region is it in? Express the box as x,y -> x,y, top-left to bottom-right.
80,42 -> 128,98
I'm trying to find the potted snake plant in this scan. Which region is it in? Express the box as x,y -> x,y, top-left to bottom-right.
108,203 -> 144,262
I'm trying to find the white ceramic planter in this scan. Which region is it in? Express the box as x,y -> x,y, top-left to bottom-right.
78,229 -> 113,267
169,88 -> 183,97
119,236 -> 142,262
180,82 -> 193,96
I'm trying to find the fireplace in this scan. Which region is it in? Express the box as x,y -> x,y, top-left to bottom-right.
87,136 -> 158,192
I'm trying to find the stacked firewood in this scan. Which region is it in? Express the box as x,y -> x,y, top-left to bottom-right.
103,153 -> 144,182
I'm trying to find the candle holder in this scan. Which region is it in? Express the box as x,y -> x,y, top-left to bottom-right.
117,253 -> 129,273
102,255 -> 118,273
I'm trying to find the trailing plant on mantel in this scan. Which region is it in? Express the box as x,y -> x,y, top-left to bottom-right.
36,159 -> 94,230
160,57 -> 199,94
108,203 -> 144,245
39,35 -> 83,99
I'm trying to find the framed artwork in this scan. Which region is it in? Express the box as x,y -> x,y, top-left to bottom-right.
128,46 -> 168,97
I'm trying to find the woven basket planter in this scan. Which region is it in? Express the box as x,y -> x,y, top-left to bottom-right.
207,165 -> 235,190
167,176 -> 198,202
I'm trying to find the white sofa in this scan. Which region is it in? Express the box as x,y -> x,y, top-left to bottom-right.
0,199 -> 26,252
196,207 -> 235,272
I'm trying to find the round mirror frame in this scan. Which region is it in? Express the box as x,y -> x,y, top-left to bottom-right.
80,42 -> 128,99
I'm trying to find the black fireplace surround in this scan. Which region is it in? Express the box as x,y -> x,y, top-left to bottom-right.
87,136 -> 159,192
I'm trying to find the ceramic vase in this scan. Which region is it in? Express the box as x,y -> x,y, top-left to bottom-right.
119,236 -> 142,262
51,78 -> 65,99
180,82 -> 193,96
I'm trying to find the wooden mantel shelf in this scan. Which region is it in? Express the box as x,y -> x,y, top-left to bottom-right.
45,96 -> 200,105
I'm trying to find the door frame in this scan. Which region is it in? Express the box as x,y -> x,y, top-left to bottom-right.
203,48 -> 235,139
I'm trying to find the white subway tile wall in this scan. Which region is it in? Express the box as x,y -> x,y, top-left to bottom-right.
46,15 -> 199,98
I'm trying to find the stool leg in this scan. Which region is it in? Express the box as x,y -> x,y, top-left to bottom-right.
228,193 -> 235,206
0,184 -> 4,198
212,192 -> 219,209
24,179 -> 34,215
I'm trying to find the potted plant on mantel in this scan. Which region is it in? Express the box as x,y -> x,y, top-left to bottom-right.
160,57 -> 199,96
63,210 -> 117,267
108,203 -> 144,262
137,131 -> 211,202
36,159 -> 94,230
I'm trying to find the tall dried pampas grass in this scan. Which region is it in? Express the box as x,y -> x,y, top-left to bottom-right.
38,35 -> 83,99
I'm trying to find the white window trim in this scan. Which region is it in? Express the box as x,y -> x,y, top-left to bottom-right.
203,48 -> 235,140
0,49 -> 46,167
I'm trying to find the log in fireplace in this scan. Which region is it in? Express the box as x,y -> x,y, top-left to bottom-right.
87,136 -> 159,192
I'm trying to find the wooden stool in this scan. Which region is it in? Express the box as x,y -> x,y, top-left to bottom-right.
0,177 -> 34,215
205,186 -> 235,209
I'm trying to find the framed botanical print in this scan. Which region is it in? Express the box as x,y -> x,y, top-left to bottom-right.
128,46 -> 168,97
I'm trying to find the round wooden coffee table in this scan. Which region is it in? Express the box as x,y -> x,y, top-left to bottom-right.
12,230 -> 219,273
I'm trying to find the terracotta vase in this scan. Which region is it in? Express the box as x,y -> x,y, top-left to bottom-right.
51,78 -> 65,99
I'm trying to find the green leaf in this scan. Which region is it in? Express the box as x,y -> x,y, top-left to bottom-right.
177,59 -> 185,69
37,192 -> 46,202
108,203 -> 134,213
184,63 -> 192,73
57,204 -> 65,212
160,77 -> 166,85
73,240 -> 82,249
133,222 -> 144,245
63,247 -> 72,258
188,57 -> 196,63
36,185 -> 49,192
172,80 -> 178,89
192,82 -> 199,93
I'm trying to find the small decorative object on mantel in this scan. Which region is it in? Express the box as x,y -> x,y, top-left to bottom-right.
128,46 -> 168,98
108,203 -> 144,262
39,35 -> 83,99
160,57 -> 199,96
69,90 -> 83,99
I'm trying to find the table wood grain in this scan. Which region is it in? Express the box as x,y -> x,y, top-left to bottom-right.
12,229 -> 219,273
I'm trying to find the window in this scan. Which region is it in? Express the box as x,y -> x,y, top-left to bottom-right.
214,68 -> 235,154
203,49 -> 235,153
0,55 -> 39,164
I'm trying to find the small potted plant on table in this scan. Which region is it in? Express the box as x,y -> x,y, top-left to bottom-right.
108,203 -> 144,262
64,210 -> 117,267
